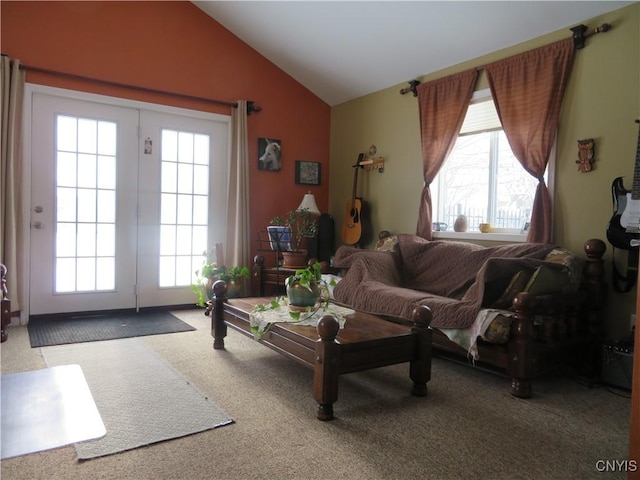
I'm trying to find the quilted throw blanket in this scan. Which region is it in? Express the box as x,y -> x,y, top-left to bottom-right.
333,235 -> 556,329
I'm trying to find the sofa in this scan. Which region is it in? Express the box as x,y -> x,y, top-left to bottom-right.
332,234 -> 606,397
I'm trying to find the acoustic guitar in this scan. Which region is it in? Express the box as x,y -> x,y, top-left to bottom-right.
342,153 -> 369,245
607,119 -> 640,250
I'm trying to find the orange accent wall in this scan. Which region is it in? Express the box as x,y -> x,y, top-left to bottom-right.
1,1 -> 330,265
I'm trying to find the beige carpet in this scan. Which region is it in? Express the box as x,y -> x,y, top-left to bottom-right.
0,309 -> 632,480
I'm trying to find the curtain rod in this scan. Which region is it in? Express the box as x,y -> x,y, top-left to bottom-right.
399,22 -> 611,97
16,62 -> 262,114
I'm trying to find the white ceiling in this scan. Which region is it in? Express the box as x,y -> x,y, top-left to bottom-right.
193,1 -> 634,106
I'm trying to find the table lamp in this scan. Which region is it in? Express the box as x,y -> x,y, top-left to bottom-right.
296,191 -> 320,215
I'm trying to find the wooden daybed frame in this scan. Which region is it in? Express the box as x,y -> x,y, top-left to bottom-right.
429,239 -> 607,398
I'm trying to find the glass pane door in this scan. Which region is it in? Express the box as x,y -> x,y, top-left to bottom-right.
136,110 -> 228,308
30,93 -> 139,315
29,91 -> 230,315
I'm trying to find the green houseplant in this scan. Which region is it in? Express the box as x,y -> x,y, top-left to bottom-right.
191,259 -> 249,307
270,208 -> 318,267
191,260 -> 217,307
285,261 -> 328,309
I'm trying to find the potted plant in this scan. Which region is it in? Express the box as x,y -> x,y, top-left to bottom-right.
191,260 -> 218,307
285,261 -> 327,310
191,260 -> 249,306
270,208 -> 318,267
214,265 -> 250,298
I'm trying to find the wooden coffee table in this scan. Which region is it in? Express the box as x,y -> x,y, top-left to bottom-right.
210,282 -> 433,421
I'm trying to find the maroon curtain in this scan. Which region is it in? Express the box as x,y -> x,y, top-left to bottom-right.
416,69 -> 478,239
485,38 -> 575,243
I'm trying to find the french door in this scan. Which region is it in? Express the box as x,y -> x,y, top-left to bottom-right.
29,91 -> 229,315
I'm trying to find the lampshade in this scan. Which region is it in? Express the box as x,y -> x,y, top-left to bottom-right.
296,191 -> 320,215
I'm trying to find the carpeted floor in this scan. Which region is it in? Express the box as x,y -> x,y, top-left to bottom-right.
1,309 -> 632,480
27,311 -> 196,347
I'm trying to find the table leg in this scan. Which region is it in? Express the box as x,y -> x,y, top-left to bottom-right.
212,280 -> 228,350
314,314 -> 340,421
409,305 -> 432,397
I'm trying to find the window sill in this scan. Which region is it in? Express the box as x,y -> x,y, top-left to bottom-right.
432,231 -> 527,243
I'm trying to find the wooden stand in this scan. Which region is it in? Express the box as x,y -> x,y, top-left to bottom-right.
629,254 -> 640,479
1,264 -> 11,343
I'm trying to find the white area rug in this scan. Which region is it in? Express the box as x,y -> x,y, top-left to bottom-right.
1,365 -> 106,459
42,338 -> 233,460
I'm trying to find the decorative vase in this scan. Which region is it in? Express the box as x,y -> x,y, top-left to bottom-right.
281,250 -> 308,268
454,214 -> 468,232
286,281 -> 320,308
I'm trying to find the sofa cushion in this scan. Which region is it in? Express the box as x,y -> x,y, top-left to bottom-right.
544,247 -> 584,292
491,269 -> 534,310
524,264 -> 570,295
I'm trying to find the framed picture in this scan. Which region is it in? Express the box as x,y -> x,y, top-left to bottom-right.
258,138 -> 282,171
295,160 -> 321,185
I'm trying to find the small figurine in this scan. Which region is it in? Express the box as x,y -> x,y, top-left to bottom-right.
576,138 -> 595,172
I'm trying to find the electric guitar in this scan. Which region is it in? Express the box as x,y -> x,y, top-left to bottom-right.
606,119 -> 640,250
341,153 -> 368,245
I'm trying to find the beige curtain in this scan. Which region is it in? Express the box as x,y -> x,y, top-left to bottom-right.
485,38 -> 575,243
224,100 -> 251,268
0,56 -> 25,314
416,69 -> 478,239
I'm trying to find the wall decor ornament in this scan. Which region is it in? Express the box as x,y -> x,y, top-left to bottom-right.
295,160 -> 321,185
576,138 -> 595,172
258,138 -> 282,171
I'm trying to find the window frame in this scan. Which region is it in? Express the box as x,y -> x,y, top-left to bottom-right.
431,89 -> 555,242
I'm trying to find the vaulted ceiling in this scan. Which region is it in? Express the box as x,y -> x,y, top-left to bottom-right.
193,1 -> 634,106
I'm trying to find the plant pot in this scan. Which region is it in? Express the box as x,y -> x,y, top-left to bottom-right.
282,250 -> 308,268
226,279 -> 242,298
286,280 -> 320,308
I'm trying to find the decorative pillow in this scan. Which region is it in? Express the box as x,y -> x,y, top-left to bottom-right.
523,264 -> 570,295
481,314 -> 513,344
491,269 -> 533,310
543,247 -> 584,292
375,235 -> 398,252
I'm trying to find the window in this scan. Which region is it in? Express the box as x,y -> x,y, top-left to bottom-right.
431,89 -> 550,236
159,129 -> 210,288
55,114 -> 117,293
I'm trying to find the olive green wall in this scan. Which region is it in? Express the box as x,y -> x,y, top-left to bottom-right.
329,3 -> 640,339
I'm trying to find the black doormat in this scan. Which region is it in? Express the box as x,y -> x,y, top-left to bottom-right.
28,311 -> 196,348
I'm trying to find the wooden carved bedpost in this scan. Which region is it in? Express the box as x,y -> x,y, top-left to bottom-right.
582,238 -> 607,378
509,292 -> 536,398
583,239 -> 607,336
211,280 -> 228,350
